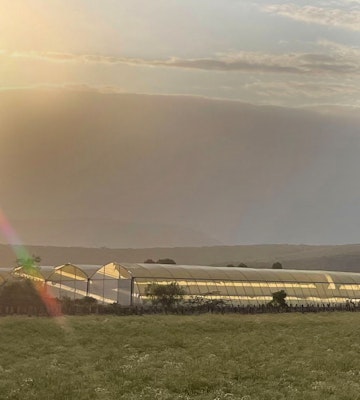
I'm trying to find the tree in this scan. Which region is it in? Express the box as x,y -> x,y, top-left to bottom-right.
144,259 -> 155,264
272,261 -> 283,269
145,282 -> 185,307
268,290 -> 288,308
16,254 -> 41,270
227,263 -> 248,268
157,258 -> 176,265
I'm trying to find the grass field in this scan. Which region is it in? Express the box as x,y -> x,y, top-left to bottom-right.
0,313 -> 360,400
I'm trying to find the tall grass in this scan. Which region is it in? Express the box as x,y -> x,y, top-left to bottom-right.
0,313 -> 359,399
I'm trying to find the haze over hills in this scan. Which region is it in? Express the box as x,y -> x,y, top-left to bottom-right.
2,243 -> 360,273
6,218 -> 221,248
1,89 -> 360,248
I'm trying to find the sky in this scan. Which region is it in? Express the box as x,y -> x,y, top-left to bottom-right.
0,1 -> 360,248
1,0 -> 359,108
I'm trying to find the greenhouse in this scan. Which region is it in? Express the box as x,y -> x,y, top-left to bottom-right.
1,263 -> 360,306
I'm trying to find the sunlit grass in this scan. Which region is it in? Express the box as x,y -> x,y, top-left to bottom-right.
1,313 -> 360,399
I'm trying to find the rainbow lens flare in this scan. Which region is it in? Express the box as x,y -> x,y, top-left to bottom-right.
0,207 -> 62,317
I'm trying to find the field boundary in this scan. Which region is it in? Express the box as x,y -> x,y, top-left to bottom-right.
1,302 -> 359,317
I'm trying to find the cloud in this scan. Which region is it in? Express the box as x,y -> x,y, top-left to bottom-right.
262,3 -> 360,31
2,88 -> 359,246
4,42 -> 360,76
0,83 -> 127,95
245,80 -> 360,98
9,50 -> 123,64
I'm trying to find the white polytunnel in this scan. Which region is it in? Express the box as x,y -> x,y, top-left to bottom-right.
2,263 -> 360,306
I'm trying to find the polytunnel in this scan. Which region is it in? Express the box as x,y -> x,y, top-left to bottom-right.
111,263 -> 360,306
2,263 -> 360,306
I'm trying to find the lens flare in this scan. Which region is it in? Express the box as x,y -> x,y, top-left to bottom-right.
0,207 -> 62,317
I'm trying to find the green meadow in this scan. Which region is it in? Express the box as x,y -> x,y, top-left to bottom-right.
0,313 -> 360,400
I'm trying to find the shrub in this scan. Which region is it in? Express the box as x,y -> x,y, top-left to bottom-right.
0,278 -> 44,307
145,282 -> 185,307
268,290 -> 288,308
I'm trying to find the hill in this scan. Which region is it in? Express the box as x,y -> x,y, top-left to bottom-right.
2,243 -> 360,272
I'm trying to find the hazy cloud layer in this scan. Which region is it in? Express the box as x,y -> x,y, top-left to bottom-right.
0,89 -> 359,246
245,80 -> 360,98
4,41 -> 359,76
262,3 -> 360,31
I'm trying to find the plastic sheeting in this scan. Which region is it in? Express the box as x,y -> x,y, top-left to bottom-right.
1,263 -> 360,306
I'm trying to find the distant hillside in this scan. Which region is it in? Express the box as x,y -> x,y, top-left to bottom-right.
2,243 -> 360,273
